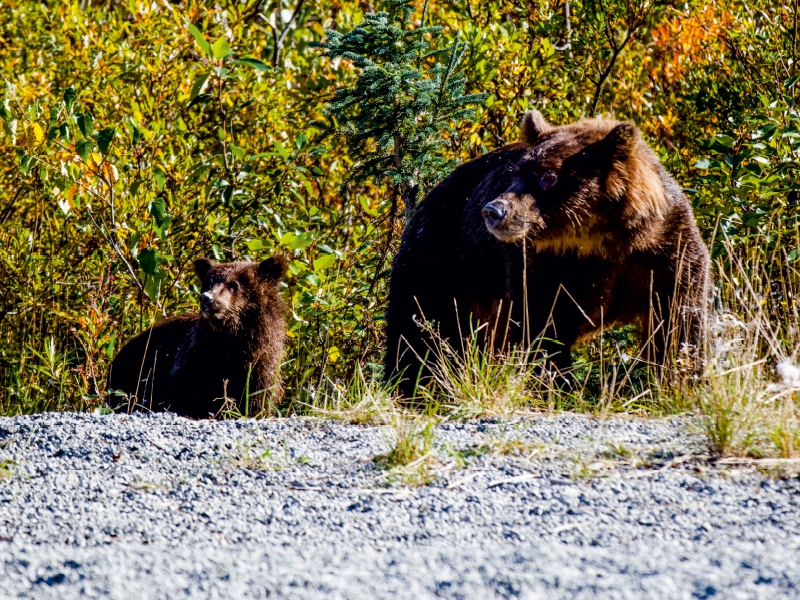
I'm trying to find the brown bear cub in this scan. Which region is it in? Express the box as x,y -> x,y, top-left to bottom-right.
386,110 -> 709,398
108,256 -> 287,418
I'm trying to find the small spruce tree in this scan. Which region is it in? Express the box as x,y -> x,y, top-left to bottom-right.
314,0 -> 486,223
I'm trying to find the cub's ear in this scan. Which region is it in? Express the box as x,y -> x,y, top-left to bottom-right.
257,255 -> 288,282
520,110 -> 552,145
194,257 -> 215,281
603,122 -> 641,157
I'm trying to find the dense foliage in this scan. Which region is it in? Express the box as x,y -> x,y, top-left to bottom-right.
0,0 -> 797,415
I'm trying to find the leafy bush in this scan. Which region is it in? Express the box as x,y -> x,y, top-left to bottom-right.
0,0 -> 797,443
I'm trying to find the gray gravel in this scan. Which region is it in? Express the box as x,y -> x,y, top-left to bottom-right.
0,412 -> 798,599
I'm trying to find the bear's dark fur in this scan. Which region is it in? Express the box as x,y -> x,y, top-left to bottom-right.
108,256 -> 287,418
386,111 -> 709,398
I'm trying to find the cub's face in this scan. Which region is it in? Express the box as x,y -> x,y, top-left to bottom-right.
482,110 -> 665,254
193,256 -> 287,330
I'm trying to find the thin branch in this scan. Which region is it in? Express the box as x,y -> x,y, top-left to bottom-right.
273,0 -> 306,67
590,42 -> 625,117
589,3 -> 651,117
554,0 -> 573,53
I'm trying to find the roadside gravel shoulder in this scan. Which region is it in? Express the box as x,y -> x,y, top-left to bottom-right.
1,412 -> 798,598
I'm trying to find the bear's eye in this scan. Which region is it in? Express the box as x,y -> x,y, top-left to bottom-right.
538,170 -> 557,191
226,281 -> 240,293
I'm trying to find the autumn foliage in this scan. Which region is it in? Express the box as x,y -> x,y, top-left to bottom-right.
0,0 -> 797,415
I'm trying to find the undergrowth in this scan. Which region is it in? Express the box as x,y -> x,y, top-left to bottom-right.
294,228 -> 800,463
3,229 -> 799,464
693,230 -> 800,458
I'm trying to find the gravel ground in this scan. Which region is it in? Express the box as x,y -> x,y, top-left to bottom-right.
0,412 -> 798,599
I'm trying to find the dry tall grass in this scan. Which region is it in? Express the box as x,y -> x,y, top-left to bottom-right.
695,231 -> 800,458
303,229 -> 800,462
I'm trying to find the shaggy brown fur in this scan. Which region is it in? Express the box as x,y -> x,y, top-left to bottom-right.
386,110 -> 709,398
108,256 -> 287,418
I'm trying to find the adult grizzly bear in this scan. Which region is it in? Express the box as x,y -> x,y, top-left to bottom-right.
108,256 -> 287,418
386,111 -> 709,398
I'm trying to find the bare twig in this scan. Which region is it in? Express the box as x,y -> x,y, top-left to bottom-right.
273,0 -> 306,67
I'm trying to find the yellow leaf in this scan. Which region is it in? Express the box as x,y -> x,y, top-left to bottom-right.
328,346 -> 340,363
31,123 -> 44,144
103,162 -> 119,184
66,183 -> 78,208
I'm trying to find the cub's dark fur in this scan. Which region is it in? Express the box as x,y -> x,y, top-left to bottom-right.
386,111 -> 709,398
108,256 -> 287,418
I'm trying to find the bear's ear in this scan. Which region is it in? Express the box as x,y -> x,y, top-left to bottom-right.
520,110 -> 552,145
194,257 -> 215,281
257,255 -> 288,282
602,122 -> 640,157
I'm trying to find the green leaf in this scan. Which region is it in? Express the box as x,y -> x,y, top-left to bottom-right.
287,260 -> 304,276
221,185 -> 233,204
138,247 -> 160,275
189,73 -> 211,101
63,87 -> 77,114
129,232 -> 142,257
154,166 -> 166,191
230,144 -> 245,159
273,140 -> 289,160
187,93 -> 214,108
106,334 -> 115,359
144,272 -> 165,301
19,152 -> 36,174
713,134 -> 735,148
2,118 -> 17,141
76,113 -> 93,139
234,99 -> 255,112
246,239 -> 265,251
154,216 -> 172,240
295,132 -> 307,150
233,58 -> 271,72
94,127 -> 115,154
694,158 -> 712,170
213,66 -> 231,79
76,139 -> 94,161
57,197 -> 71,215
789,248 -> 799,262
313,253 -> 336,271
211,37 -> 232,60
280,231 -> 314,250
149,197 -> 168,226
188,23 -> 211,56
359,195 -> 379,216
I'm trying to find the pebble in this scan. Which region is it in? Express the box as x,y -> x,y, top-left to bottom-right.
0,412 -> 797,598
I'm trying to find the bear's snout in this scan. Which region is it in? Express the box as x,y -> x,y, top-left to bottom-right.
482,200 -> 509,227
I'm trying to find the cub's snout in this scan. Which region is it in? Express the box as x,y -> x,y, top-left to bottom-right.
199,291 -> 214,313
199,286 -> 233,321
